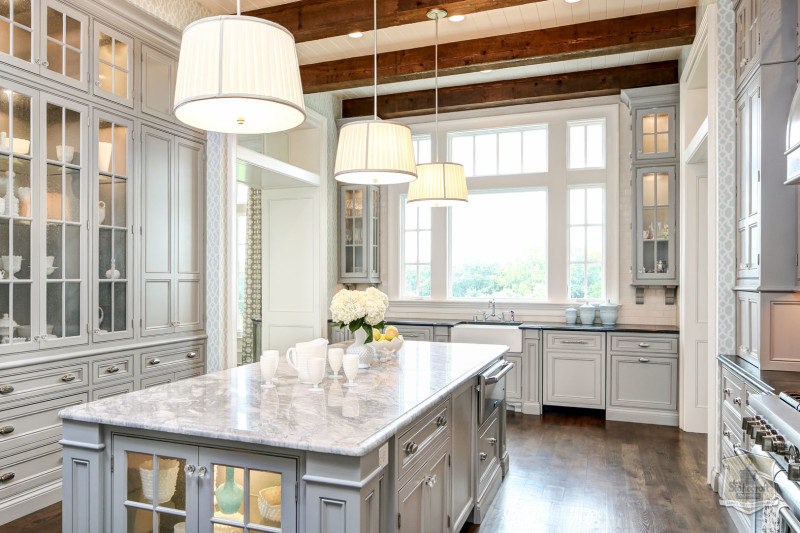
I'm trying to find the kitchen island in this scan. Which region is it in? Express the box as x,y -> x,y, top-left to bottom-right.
59,341 -> 510,533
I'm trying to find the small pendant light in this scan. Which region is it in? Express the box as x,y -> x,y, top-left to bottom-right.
173,0 -> 306,134
407,8 -> 468,207
334,0 -> 417,184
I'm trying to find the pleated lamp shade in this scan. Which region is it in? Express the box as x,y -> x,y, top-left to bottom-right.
407,162 -> 468,207
174,16 -> 306,134
334,120 -> 418,184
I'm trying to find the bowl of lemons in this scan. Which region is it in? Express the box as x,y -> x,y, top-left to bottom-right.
372,326 -> 404,360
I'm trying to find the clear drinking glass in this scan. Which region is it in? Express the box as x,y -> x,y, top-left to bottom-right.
307,357 -> 325,392
342,354 -> 359,388
327,347 -> 344,379
260,350 -> 279,389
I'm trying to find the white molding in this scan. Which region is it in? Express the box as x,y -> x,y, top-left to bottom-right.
605,407 -> 679,426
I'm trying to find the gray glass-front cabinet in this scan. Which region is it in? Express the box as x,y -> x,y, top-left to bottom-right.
339,184 -> 380,284
632,166 -> 678,285
113,436 -> 297,533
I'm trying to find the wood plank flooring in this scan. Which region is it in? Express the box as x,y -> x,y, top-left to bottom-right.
0,409 -> 735,533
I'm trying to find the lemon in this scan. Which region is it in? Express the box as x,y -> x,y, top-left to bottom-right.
384,326 -> 398,340
372,328 -> 383,341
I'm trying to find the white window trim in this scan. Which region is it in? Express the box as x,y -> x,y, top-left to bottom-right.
447,123 -> 549,177
400,193 -> 432,299
567,118 -> 607,171
386,100 -> 619,311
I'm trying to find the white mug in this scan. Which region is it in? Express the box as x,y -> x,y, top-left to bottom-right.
286,338 -> 328,383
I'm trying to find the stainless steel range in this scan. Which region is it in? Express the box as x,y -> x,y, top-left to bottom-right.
744,393 -> 800,531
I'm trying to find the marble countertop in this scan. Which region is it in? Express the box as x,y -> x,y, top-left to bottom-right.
717,354 -> 800,393
60,341 -> 507,457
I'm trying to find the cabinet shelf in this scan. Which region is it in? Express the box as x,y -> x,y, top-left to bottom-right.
685,116 -> 709,164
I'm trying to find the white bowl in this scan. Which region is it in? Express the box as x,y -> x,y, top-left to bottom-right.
0,255 -> 21,274
139,459 -> 179,504
373,335 -> 404,354
258,487 -> 282,523
2,138 -> 30,155
56,145 -> 74,163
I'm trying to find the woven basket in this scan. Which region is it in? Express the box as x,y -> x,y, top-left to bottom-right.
257,487 -> 282,522
139,458 -> 179,504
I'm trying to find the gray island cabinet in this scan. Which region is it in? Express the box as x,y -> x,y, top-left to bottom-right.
58,341 -> 510,533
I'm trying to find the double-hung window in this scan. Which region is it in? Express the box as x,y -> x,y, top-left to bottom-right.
568,185 -> 604,300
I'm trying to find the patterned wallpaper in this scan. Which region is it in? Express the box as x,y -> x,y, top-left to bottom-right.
123,0 -> 210,30
715,2 -> 737,354
205,132 -> 228,371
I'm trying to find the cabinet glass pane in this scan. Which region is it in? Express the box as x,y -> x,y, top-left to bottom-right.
642,114 -> 655,134
14,0 -> 30,31
344,218 -> 352,244
656,133 -> 669,153
642,134 -> 655,154
157,513 -> 186,533
45,6 -> 84,82
642,172 -> 655,206
97,31 -> 130,99
46,7 -> 61,41
114,69 -> 127,98
213,526 -> 243,533
98,61 -> 112,94
656,113 -> 669,134
353,189 -> 363,217
126,452 -> 152,504
250,468 -> 283,529
126,506 -> 153,533
212,465 -> 245,519
12,25 -> 31,62
0,21 -> 10,55
113,281 -> 126,331
656,172 -> 669,205
353,217 -> 363,245
46,281 -> 61,335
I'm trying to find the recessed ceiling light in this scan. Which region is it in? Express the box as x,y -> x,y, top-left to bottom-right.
348,31 -> 364,38
449,15 -> 465,22
480,69 -> 493,73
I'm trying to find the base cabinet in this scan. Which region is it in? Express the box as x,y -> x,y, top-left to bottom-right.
397,439 -> 450,533
543,332 -> 605,409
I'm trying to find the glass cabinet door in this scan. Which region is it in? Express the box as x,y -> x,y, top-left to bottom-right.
94,113 -> 132,341
113,436 -> 199,533
341,186 -> 366,280
199,448 -> 297,533
369,187 -> 379,280
93,22 -> 133,106
635,106 -> 676,160
0,81 -> 36,348
40,93 -> 87,346
0,0 -> 35,70
635,166 -> 677,282
39,0 -> 88,89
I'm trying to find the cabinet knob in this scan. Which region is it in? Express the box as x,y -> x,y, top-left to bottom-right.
724,388 -> 732,396
435,415 -> 447,427
425,474 -> 437,488
150,358 -> 161,366
196,466 -> 207,478
479,452 -> 488,461
723,430 -> 732,438
733,397 -> 743,405
638,342 -> 650,348
404,442 -> 419,455
0,472 -> 15,482
184,464 -> 196,477
187,352 -> 197,359
94,81 -> 102,87
61,374 -> 76,383
106,365 -> 120,374
638,358 -> 650,363
487,438 -> 497,446
0,426 -> 14,435
0,385 -> 13,395
42,60 -> 49,67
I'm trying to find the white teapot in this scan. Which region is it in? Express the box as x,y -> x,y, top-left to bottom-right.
286,338 -> 328,384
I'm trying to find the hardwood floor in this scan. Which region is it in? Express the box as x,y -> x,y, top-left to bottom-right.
0,410 -> 735,533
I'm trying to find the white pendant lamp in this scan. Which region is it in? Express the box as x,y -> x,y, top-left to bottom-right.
407,9 -> 468,208
173,0 -> 306,134
334,0 -> 417,184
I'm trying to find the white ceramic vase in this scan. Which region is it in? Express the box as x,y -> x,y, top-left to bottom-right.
347,328 -> 375,369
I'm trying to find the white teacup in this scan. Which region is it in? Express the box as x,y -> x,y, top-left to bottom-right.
286,338 -> 328,383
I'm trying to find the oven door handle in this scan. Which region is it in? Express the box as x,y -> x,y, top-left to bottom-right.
485,361 -> 515,385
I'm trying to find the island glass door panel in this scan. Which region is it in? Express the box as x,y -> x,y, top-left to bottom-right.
0,81 -> 37,350
40,93 -> 87,347
38,0 -> 88,90
0,0 -> 37,72
198,447 -> 297,533
94,112 -> 132,342
113,436 -> 199,533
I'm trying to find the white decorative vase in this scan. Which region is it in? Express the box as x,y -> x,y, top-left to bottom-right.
347,328 -> 375,369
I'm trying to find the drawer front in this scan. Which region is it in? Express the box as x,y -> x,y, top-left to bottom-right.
140,373 -> 174,389
92,355 -> 135,384
608,355 -> 677,411
0,363 -> 89,401
477,412 -> 501,490
609,334 -> 678,355
0,393 -> 87,450
721,406 -> 744,450
142,345 -> 205,374
92,381 -> 134,401
175,366 -> 204,381
721,368 -> 745,413
397,399 -> 450,480
0,441 -> 62,501
545,331 -> 604,352
395,326 -> 433,341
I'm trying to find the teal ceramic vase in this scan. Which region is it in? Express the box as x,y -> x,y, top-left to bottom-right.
215,466 -> 244,514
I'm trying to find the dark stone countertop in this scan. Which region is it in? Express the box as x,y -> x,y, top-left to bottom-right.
717,353 -> 800,394
334,319 -> 680,334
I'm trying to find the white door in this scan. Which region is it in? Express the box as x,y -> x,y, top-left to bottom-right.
261,186 -> 323,355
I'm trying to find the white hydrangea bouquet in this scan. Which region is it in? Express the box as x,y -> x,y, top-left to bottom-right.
330,287 -> 388,343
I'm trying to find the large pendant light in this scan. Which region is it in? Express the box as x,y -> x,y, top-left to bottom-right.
333,0 -> 417,184
173,0 -> 306,134
407,9 -> 468,207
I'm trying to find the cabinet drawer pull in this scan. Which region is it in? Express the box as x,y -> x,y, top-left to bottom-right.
424,474 -> 437,488
0,385 -> 13,395
404,442 -> 419,455
734,397 -> 743,405
106,366 -> 120,374
487,437 -> 497,446
150,358 -> 161,366
638,342 -> 650,348
435,415 -> 447,427
187,352 -> 197,359
0,472 -> 14,482
0,426 -> 14,435
61,374 -> 76,383
479,452 -> 488,461
638,358 -> 650,363
562,340 -> 589,345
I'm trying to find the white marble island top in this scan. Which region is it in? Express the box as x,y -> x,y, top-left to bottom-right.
60,341 -> 508,456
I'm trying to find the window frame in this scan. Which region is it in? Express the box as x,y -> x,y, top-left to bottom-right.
567,184 -> 606,301
399,194 -> 432,299
447,123 -> 549,178
567,118 -> 607,171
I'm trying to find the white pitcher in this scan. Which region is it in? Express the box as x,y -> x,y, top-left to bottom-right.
286,338 -> 328,384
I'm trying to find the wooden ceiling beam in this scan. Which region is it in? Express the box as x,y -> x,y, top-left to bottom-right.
341,61 -> 679,119
301,7 -> 694,93
242,0 -> 546,43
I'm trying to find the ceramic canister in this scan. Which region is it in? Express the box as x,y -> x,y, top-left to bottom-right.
565,307 -> 578,325
599,299 -> 620,326
579,302 -> 596,325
